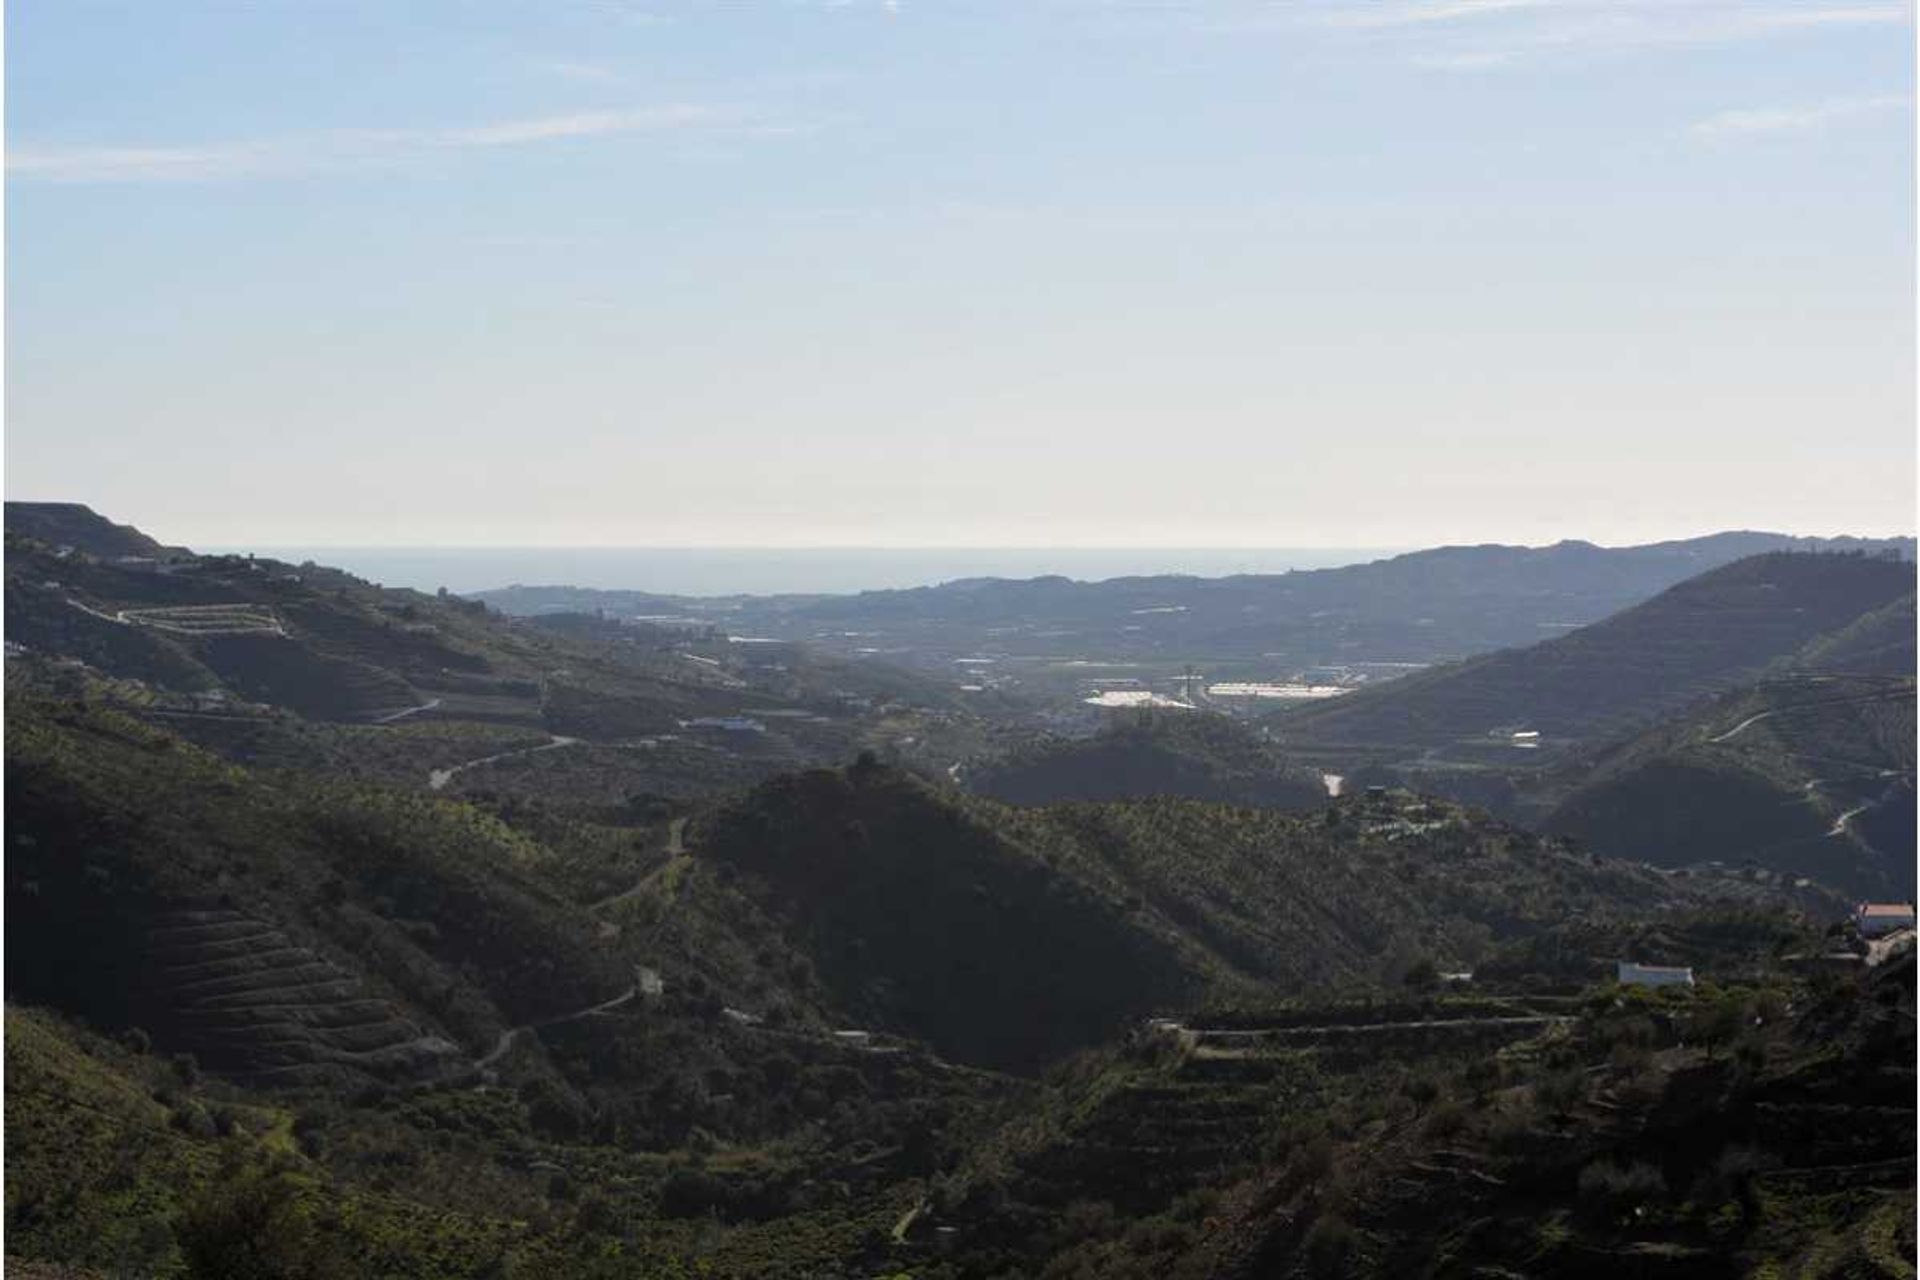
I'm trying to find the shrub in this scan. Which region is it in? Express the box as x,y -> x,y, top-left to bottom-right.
1304,1213 -> 1356,1277
1421,1099 -> 1467,1141
1576,1159 -> 1666,1223
175,1171 -> 352,1279
1402,958 -> 1439,991
1533,1068 -> 1584,1119
1401,1074 -> 1440,1110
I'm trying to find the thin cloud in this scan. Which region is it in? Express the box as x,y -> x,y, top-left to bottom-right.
1690,93 -> 1912,138
1264,0 -> 1911,66
539,60 -> 626,84
1409,49 -> 1519,71
1321,0 -> 1546,30
9,104 -> 761,183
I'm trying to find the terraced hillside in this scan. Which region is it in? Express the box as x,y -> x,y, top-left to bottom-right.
1193,955 -> 1917,1280
698,764 -> 1709,1069
1276,551 -> 1915,761
4,696 -> 629,1084
5,508 -> 975,808
913,927 -> 1913,1280
140,905 -> 467,1087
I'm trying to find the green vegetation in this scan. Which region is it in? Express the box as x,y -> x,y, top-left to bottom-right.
1535,674 -> 1915,897
5,510 -> 1912,1278
1279,551 -> 1914,756
968,711 -> 1326,810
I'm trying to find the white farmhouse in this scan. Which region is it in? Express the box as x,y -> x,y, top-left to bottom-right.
1854,902 -> 1916,937
1616,961 -> 1695,989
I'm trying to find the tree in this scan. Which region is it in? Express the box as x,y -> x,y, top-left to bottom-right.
175,1172 -> 352,1279
1402,957 -> 1440,991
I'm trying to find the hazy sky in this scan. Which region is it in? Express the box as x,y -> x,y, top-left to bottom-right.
6,1 -> 1915,549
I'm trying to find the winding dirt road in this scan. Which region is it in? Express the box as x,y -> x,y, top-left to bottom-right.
429,735 -> 580,791
584,819 -> 690,913
477,980 -> 642,1069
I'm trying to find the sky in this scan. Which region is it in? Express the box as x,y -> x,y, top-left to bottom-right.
5,0 -> 1915,550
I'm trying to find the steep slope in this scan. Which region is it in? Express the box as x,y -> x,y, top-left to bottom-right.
1532,674 -> 1915,898
908,917 -> 1910,1280
1276,552 -> 1915,759
1193,955 -> 1916,1280
4,508 -> 971,809
967,711 -> 1327,809
5,696 -> 627,1086
1797,591 -> 1917,676
3,501 -> 186,559
699,764 -> 1699,1069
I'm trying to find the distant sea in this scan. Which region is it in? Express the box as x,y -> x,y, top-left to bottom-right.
207,547 -> 1407,598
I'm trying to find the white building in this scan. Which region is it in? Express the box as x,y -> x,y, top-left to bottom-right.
1855,903 -> 1916,937
1616,961 -> 1695,989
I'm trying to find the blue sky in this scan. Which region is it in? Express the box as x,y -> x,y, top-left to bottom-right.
6,1 -> 1914,548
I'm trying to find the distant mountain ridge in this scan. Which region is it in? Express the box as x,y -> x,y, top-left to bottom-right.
475,531 -> 1915,675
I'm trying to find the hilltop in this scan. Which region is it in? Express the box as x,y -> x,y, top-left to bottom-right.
2,507 -> 974,806
4,501 -> 187,560
966,710 -> 1328,810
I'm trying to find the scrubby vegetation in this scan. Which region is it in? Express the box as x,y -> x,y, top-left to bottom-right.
5,510 -> 1912,1278
968,710 -> 1326,810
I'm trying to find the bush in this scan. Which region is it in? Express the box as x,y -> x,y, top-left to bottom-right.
1577,1159 -> 1666,1223
1421,1099 -> 1467,1141
1304,1213 -> 1356,1277
1533,1068 -> 1584,1119
1486,1107 -> 1533,1154
175,1171 -> 353,1279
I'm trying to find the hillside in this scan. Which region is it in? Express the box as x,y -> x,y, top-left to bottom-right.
6,510 -> 1911,1279
1275,551 -> 1915,761
966,711 -> 1328,810
1797,591 -> 1917,676
3,501 -> 186,559
2,508 -> 974,806
1531,674 -> 1916,898
697,763 -> 1715,1069
4,694 -> 627,1086
892,913 -> 1912,1280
